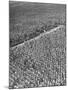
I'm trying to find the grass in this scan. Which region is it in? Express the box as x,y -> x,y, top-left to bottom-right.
9,25 -> 66,89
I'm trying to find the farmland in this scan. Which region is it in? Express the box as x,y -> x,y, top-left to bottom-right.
9,1 -> 66,89
9,1 -> 66,47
